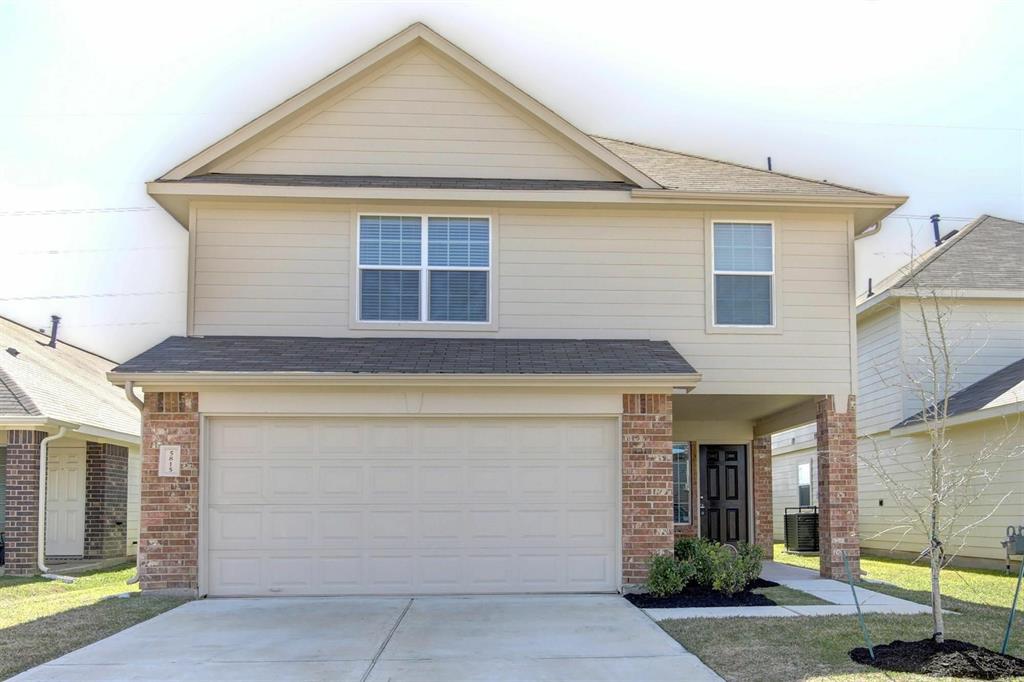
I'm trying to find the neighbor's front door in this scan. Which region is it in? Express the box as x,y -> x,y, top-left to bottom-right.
699,444 -> 749,545
45,448 -> 86,556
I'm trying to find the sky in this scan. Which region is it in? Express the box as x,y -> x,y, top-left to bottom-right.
1,0 -> 1021,362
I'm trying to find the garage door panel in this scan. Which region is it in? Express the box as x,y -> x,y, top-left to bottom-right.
207,417 -> 618,595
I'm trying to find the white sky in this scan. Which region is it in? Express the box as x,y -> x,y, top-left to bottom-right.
1,0 -> 1021,361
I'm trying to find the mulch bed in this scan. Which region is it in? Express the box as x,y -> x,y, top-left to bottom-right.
850,638 -> 1024,680
624,578 -> 780,608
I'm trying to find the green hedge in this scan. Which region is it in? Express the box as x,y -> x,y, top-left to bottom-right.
644,540 -> 764,597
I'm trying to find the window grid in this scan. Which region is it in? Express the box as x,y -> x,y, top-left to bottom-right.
712,221 -> 774,327
358,215 -> 491,323
673,443 -> 691,524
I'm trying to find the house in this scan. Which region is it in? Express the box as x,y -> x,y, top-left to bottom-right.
0,315 -> 142,575
100,23 -> 907,596
772,215 -> 1024,568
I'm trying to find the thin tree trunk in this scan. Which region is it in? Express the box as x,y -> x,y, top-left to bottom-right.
930,543 -> 944,643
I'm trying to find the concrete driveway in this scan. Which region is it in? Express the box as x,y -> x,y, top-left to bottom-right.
15,595 -> 719,681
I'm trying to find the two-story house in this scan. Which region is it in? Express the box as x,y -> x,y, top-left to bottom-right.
773,215 -> 1024,568
61,24 -> 906,596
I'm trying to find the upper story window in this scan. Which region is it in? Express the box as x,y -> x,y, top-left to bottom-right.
358,215 -> 490,323
712,222 -> 774,326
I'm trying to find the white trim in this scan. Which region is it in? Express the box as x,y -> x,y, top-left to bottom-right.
890,401 -> 1024,435
710,220 -> 777,329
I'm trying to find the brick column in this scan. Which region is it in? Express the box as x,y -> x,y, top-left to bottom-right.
621,393 -> 674,589
816,395 -> 859,579
140,392 -> 199,593
751,434 -> 774,559
85,442 -> 128,560
3,430 -> 46,575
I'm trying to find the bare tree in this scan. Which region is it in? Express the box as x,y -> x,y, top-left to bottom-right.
860,261 -> 1022,643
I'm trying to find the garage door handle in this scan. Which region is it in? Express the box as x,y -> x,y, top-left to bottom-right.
269,587 -> 282,593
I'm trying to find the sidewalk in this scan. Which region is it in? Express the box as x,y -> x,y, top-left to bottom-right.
645,560 -> 932,621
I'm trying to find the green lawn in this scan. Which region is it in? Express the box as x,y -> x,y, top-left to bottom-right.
661,545 -> 1024,681
0,564 -> 187,680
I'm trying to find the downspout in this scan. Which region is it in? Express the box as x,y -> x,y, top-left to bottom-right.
37,426 -> 68,574
124,381 -> 144,585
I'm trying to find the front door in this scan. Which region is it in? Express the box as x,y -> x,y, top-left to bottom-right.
699,444 -> 749,545
46,448 -> 86,556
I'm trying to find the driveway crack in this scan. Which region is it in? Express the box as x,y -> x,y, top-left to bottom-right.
360,598 -> 413,682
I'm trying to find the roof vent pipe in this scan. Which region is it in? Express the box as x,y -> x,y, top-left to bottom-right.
867,278 -> 874,297
930,214 -> 942,247
47,315 -> 60,347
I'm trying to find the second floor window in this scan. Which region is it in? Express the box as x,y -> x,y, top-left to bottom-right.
713,222 -> 774,326
359,215 -> 490,323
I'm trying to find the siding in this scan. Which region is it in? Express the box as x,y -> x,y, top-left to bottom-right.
771,446 -> 818,541
192,205 -> 855,396
127,447 -> 140,556
216,48 -> 615,181
856,305 -> 903,435
859,419 -> 1024,562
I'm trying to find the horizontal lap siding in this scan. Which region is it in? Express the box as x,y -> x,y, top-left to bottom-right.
217,49 -> 613,182
771,447 -> 818,541
857,306 -> 903,435
192,205 -> 854,395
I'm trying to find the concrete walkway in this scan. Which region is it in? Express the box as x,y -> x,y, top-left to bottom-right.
15,595 -> 722,681
645,560 -> 932,621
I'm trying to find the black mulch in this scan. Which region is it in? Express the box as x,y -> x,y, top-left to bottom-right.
850,639 -> 1024,680
624,578 -> 781,608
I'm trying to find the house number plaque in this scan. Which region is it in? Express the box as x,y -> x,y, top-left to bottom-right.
158,445 -> 182,477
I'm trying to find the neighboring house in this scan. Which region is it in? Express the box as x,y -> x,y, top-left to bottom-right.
97,23 -> 907,596
0,316 -> 142,575
773,215 -> 1024,568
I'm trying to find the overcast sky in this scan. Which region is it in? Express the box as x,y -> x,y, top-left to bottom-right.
1,0 -> 1021,361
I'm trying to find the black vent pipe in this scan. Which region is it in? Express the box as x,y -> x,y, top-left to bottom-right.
930,214 -> 941,247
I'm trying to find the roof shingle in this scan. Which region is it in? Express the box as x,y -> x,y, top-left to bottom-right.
895,357 -> 1024,428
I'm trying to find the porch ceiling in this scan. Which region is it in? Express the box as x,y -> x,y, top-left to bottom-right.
673,394 -> 812,423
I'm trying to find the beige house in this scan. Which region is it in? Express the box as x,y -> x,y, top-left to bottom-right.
773,215 -> 1024,568
90,23 -> 907,596
1,316 -> 141,574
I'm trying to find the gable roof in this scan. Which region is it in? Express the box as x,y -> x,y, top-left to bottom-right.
859,215 -> 1024,312
895,357 -> 1024,429
159,23 -> 658,189
592,137 -> 882,198
0,316 -> 139,439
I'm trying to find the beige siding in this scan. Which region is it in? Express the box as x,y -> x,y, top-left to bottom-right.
215,48 -> 616,182
771,446 -> 818,541
859,419 -> 1024,563
856,305 -> 903,435
127,446 -> 140,556
191,204 -> 855,396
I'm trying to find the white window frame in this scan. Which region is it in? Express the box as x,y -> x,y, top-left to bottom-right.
356,213 -> 492,325
672,442 -> 692,525
710,220 -> 777,329
797,460 -> 812,508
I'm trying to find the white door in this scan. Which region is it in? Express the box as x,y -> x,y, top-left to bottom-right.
46,448 -> 86,556
206,417 -> 619,596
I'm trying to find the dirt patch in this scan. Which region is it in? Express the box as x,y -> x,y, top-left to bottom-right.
625,578 -> 780,608
850,638 -> 1024,680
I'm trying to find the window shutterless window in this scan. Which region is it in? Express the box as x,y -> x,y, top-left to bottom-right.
358,215 -> 490,323
673,442 -> 691,524
797,461 -> 812,507
712,222 -> 774,326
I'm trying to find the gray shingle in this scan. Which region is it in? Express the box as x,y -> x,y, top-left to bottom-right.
113,337 -> 697,376
895,357 -> 1024,428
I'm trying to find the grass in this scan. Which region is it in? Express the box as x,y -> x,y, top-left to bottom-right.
0,564 -> 187,679
660,545 -> 1024,681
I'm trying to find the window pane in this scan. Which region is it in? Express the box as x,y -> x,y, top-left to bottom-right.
429,271 -> 488,322
798,485 -> 811,507
673,443 -> 691,524
714,223 -> 772,272
360,270 -> 420,321
797,462 -> 811,486
715,274 -> 772,325
359,215 -> 421,266
428,217 -> 489,267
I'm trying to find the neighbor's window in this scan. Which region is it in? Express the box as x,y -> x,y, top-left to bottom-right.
673,442 -> 691,524
713,222 -> 774,326
798,461 -> 812,507
359,215 -> 490,322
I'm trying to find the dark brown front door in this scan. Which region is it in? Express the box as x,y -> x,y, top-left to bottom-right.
699,444 -> 749,545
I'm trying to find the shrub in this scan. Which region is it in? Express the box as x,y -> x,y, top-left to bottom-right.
709,542 -> 764,595
646,554 -> 695,597
674,537 -> 717,587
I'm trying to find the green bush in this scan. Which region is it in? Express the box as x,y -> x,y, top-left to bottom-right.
674,537 -> 717,587
646,555 -> 695,597
709,542 -> 764,595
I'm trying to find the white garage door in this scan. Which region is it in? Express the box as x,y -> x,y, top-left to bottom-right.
206,417 -> 619,596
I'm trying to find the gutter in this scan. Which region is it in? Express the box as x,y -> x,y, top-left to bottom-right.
37,426 -> 68,574
890,402 -> 1024,436
123,381 -> 144,586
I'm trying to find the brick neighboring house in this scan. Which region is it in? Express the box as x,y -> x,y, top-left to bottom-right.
108,23 -> 908,596
0,316 -> 142,575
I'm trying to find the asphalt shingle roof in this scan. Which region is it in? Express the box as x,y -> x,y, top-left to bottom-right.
895,357 -> 1024,428
0,316 -> 140,436
113,337 -> 697,376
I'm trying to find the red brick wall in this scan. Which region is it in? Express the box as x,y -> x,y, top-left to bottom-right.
85,442 -> 128,560
621,393 -> 674,587
751,434 -> 774,558
140,392 -> 199,592
3,430 -> 46,575
816,395 -> 859,579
